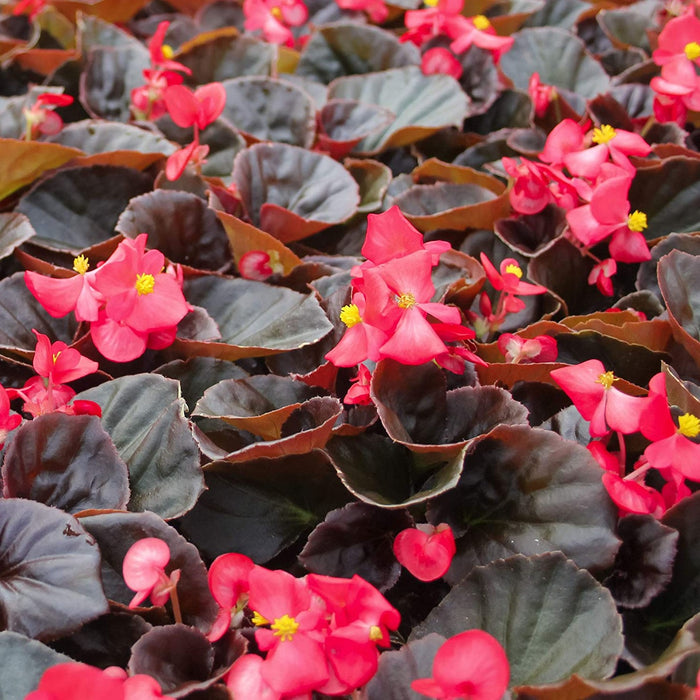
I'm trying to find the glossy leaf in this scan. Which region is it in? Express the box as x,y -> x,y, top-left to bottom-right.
177,274 -> 333,360
74,374 -> 203,520
0,499 -> 108,641
2,413 -> 130,514
0,212 -> 35,260
232,142 -> 360,241
426,424 -> 620,582
411,552 -> 624,685
178,451 -> 350,562
328,67 -> 469,153
16,165 -> 152,253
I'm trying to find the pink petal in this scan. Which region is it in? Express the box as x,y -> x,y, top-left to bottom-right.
25,271 -> 83,318
123,538 -> 171,591
379,307 -> 449,365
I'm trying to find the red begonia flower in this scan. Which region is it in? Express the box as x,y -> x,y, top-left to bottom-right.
123,537 -> 181,608
403,0 -> 465,46
529,72 -> 555,118
336,0 -> 388,22
448,15 -> 514,61
207,552 -> 256,642
23,92 -> 73,139
31,329 -> 98,385
497,333 -> 557,364
0,384 -> 22,448
412,629 -> 510,700
479,253 -> 546,297
25,663 -> 125,700
587,258 -> 617,296
421,47 -> 463,79
393,523 -> 456,582
600,472 -> 665,518
550,359 -> 646,437
243,0 -> 308,47
343,364 -> 373,405
147,21 -> 191,74
226,654 -> 308,700
539,118 -> 586,168
164,82 -> 226,130
652,10 -> 700,67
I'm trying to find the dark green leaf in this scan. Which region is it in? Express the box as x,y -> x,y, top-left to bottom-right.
411,552 -> 623,685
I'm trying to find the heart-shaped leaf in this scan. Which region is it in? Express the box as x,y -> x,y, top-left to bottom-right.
296,23 -> 420,84
74,374 -> 203,520
411,552 -> 624,686
0,212 -> 35,261
328,67 -> 469,153
17,165 -> 152,253
232,143 -> 360,241
0,499 -> 108,641
177,274 -> 333,361
2,413 -> 129,513
220,77 -> 316,147
80,511 -> 218,634
426,424 -> 620,582
500,27 -> 610,98
178,451 -> 350,562
116,190 -> 232,272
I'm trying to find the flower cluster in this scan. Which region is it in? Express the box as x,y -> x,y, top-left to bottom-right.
207,554 -> 400,697
25,235 -> 191,363
552,361 -> 699,517
401,0 -> 514,79
504,118 -> 651,295
324,206 -> 482,403
130,21 -> 192,122
650,9 -> 700,125
243,0 -> 309,47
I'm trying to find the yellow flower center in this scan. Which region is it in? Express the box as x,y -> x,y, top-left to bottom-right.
369,625 -> 383,642
340,303 -> 362,328
270,5 -> 283,18
596,371 -> 615,390
423,0 -> 438,7
161,44 -> 174,60
505,263 -> 523,278
592,124 -> 617,144
252,611 -> 269,626
678,412 -> 700,438
685,41 -> 700,60
397,292 -> 416,309
271,614 -> 299,642
73,255 -> 90,275
135,273 -> 155,296
627,210 -> 647,232
52,352 -> 61,364
472,14 -> 491,30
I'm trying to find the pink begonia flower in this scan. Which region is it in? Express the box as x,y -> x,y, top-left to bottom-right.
639,372 -> 700,482
421,47 -> 463,79
12,0 -> 46,19
588,258 -> 617,296
247,567 -> 329,695
239,250 -> 284,280
651,55 -> 700,112
497,333 -> 557,364
393,524 -> 456,581
164,138 -> 210,181
528,72 -> 555,118
412,629 -> 509,700
148,21 -> 191,74
0,384 -> 22,449
566,175 -> 651,263
343,363 -> 373,405
31,329 -> 98,385
479,253 -> 547,297
550,359 -> 646,437
90,234 -> 191,362
23,92 -> 73,140
131,69 -> 185,122
207,552 -> 256,642
336,0 -> 388,23
448,14 -> 514,61
123,537 -> 181,608
600,472 -> 665,518
652,10 -> 700,67
402,0 -> 465,46
25,254 -> 103,322
226,654 -> 311,700
243,0 -> 308,47
539,118 -> 586,168
164,82 -> 226,130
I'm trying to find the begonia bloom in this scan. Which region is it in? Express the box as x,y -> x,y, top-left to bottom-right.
588,258 -> 617,297
23,92 -> 73,140
652,10 -> 700,67
336,0 -> 388,22
243,0 -> 308,47
412,629 -> 510,700
123,537 -> 181,609
479,254 -> 547,297
343,364 -> 373,405
601,472 -> 665,518
0,384 -> 22,449
403,0 -> 465,46
497,333 -> 557,364
164,82 -> 226,130
421,47 -> 463,79
551,359 -> 646,437
207,552 -> 256,641
448,15 -> 514,61
148,21 -> 191,74
393,523 -> 456,581
32,329 -> 98,385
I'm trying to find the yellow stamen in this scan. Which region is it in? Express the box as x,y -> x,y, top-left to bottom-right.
397,292 -> 416,309
369,625 -> 383,642
423,0 -> 438,6
252,611 -> 269,626
505,263 -> 523,278
52,352 -> 61,364
472,14 -> 491,30
627,210 -> 647,232
685,41 -> 700,60
596,371 -> 615,390
73,255 -> 90,275
135,273 -> 155,296
678,412 -> 700,438
271,614 -> 299,642
161,44 -> 174,60
340,303 -> 362,328
270,5 -> 283,18
592,124 -> 616,144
